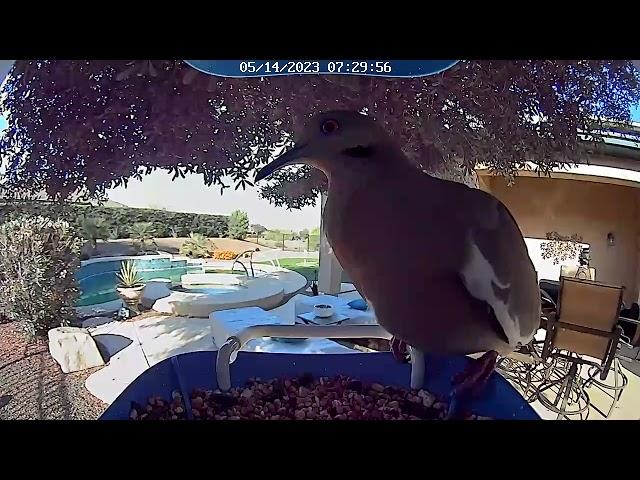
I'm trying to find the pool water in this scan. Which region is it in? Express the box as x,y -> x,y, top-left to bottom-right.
77,258 -> 202,307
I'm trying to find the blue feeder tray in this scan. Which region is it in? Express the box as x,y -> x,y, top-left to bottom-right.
100,351 -> 539,420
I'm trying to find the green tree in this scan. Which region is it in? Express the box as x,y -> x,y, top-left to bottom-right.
228,210 -> 250,240
251,224 -> 267,245
251,224 -> 267,237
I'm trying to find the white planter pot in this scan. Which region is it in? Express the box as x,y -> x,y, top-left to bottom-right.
116,285 -> 145,310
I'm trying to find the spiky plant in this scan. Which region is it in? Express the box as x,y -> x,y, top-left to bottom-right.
116,260 -> 144,288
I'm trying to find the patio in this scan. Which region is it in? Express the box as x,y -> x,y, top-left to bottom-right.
70,275 -> 640,420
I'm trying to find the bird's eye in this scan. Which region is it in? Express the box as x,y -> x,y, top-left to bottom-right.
320,119 -> 340,134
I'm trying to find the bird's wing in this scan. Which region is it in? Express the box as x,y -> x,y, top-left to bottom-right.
456,187 -> 540,348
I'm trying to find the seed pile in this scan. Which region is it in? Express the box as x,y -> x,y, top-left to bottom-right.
129,374 -> 490,420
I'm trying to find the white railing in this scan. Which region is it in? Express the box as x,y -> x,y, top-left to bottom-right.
215,324 -> 425,391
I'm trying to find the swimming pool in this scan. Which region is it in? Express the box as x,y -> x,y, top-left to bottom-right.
77,256 -> 309,313
76,256 -> 202,307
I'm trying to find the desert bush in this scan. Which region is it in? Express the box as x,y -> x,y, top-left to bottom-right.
130,222 -> 158,253
78,215 -> 109,250
109,224 -> 128,240
0,216 -> 83,338
179,232 -> 211,258
264,229 -> 296,242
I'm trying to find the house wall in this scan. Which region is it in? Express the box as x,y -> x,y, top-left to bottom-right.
482,175 -> 640,304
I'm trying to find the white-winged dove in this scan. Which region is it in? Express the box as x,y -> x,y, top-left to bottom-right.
255,110 -> 540,418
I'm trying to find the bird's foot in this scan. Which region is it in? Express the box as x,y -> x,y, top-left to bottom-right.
389,336 -> 410,363
446,350 -> 498,420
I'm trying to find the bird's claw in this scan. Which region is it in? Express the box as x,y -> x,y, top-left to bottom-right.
446,351 -> 498,420
389,336 -> 410,363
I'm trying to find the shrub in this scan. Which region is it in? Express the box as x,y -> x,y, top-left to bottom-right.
228,210 -> 249,240
109,224 -> 128,240
130,222 -> 157,252
264,229 -> 296,242
78,215 -> 109,250
179,232 -> 211,258
0,216 -> 82,338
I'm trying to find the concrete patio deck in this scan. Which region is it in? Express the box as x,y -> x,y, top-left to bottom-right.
82,283 -> 640,419
84,312 -> 358,404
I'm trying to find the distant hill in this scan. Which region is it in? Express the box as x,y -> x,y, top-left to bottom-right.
103,199 -> 127,208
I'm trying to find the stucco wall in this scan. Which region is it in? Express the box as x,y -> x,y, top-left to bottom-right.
483,175 -> 640,303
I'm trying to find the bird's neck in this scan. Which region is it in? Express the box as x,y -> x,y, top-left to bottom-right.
327,150 -> 414,189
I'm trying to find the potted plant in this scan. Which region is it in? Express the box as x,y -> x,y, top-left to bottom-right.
116,260 -> 145,313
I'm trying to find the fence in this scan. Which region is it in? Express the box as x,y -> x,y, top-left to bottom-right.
251,232 -> 321,252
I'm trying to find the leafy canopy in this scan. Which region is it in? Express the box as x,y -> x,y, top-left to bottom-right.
1,60 -> 639,209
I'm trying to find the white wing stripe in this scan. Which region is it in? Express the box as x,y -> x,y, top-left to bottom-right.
460,242 -> 531,347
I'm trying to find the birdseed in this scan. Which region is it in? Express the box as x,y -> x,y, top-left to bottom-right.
129,374 -> 490,420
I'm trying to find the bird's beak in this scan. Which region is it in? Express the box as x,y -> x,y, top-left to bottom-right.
255,143 -> 308,182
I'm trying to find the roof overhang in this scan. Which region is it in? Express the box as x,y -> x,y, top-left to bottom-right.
476,160 -> 640,189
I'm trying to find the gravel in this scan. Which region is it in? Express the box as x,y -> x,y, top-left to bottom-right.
0,322 -> 107,420
130,374 -> 491,420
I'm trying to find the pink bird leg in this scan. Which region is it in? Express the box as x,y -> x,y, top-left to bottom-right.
446,350 -> 499,419
389,336 -> 409,363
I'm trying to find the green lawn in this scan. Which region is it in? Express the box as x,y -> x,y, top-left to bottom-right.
258,258 -> 319,282
256,257 -> 352,284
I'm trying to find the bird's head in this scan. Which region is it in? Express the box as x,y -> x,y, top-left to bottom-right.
255,110 -> 404,182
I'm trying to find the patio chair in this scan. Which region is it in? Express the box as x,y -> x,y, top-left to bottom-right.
582,310 -> 639,412
619,303 -> 640,350
539,279 -> 560,308
560,265 -> 596,281
533,277 -> 625,419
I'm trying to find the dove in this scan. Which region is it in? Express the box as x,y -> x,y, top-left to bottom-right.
255,110 -> 540,418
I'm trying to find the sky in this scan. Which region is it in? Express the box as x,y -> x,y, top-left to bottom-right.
106,172 -> 322,231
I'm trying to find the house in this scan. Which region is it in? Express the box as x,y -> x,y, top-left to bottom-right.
476,123 -> 640,304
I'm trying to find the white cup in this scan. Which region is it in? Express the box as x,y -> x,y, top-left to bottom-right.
313,304 -> 334,318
